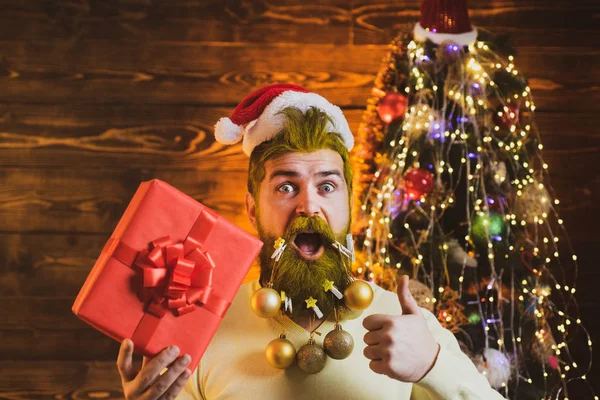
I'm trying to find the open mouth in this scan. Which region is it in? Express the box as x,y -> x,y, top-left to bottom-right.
291,231 -> 325,260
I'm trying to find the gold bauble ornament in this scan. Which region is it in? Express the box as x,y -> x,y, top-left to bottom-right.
296,339 -> 327,374
514,181 -> 551,223
338,306 -> 363,320
344,280 -> 374,311
250,287 -> 281,318
323,324 -> 354,360
402,104 -> 440,142
265,334 -> 296,369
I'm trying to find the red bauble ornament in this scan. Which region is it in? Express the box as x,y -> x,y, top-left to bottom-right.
403,168 -> 434,199
493,104 -> 520,128
376,93 -> 408,123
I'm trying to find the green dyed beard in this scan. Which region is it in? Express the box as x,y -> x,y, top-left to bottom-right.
257,216 -> 352,318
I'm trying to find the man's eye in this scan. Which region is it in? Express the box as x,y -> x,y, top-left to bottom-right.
278,184 -> 295,193
320,183 -> 335,193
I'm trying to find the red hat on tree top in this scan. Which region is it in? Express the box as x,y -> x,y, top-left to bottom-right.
214,84 -> 354,156
414,0 -> 477,46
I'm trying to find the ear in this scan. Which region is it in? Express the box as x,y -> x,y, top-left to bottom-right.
246,192 -> 257,232
347,188 -> 354,225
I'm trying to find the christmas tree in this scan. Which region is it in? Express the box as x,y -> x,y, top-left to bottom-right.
351,1 -> 595,398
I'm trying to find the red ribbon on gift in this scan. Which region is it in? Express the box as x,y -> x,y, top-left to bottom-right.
106,208 -> 230,350
135,235 -> 219,317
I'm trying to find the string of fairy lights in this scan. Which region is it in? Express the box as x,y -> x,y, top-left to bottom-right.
352,34 -> 596,399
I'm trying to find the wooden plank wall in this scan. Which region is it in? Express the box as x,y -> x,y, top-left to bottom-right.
0,0 -> 598,398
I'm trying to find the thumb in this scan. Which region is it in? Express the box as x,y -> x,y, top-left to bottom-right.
117,339 -> 138,382
397,275 -> 420,315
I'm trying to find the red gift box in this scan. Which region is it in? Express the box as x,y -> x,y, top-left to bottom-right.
72,179 -> 263,372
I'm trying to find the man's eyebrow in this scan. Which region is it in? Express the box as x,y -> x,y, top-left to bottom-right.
316,170 -> 343,179
268,170 -> 300,182
268,169 -> 343,181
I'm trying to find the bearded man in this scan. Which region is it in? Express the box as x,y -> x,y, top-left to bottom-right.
116,84 -> 504,400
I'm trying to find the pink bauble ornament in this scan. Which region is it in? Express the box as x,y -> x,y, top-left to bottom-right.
376,93 -> 408,123
547,355 -> 559,370
403,168 -> 434,200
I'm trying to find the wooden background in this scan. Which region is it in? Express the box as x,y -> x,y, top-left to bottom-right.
0,0 -> 598,398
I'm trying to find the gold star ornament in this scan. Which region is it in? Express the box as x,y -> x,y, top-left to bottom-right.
305,297 -> 318,309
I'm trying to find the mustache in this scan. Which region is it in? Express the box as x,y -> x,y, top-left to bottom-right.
282,216 -> 336,245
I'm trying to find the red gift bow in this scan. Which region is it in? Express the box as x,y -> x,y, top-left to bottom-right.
135,235 -> 217,317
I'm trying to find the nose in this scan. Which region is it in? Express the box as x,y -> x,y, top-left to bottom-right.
295,187 -> 320,217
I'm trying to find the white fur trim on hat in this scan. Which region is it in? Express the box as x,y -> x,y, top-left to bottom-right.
214,117 -> 244,144
413,22 -> 478,46
241,91 -> 354,156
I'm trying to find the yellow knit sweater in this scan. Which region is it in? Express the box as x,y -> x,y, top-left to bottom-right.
178,281 -> 505,399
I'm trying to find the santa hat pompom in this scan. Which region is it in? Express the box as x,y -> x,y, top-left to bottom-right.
214,117 -> 244,144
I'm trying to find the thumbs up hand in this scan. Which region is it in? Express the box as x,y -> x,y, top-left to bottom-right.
362,275 -> 440,382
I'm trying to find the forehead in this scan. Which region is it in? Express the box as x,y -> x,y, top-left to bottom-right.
264,149 -> 344,178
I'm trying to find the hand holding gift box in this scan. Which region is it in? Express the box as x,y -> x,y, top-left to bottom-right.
72,179 -> 263,376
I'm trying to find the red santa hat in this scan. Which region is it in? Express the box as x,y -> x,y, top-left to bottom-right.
214,84 -> 354,156
414,0 -> 477,46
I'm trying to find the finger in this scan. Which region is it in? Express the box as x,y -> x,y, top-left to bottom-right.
141,354 -> 191,399
363,344 -> 382,361
142,356 -> 150,369
397,275 -> 420,315
369,359 -> 387,375
362,314 -> 391,331
363,330 -> 381,346
117,339 -> 137,383
159,368 -> 192,400
134,346 -> 180,393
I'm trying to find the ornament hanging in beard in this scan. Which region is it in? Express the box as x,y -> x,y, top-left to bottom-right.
265,333 -> 296,369
322,279 -> 356,361
250,238 -> 287,318
323,323 -> 354,360
344,279 -> 374,311
297,336 -> 328,374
